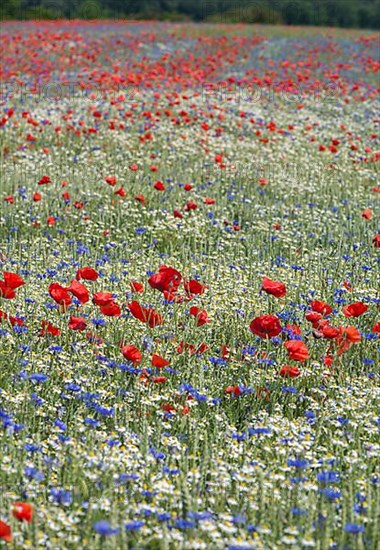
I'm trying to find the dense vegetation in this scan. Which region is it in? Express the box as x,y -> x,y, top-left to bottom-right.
0,18 -> 379,549
1,0 -> 379,28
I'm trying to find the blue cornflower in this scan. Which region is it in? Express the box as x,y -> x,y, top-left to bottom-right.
248,427 -> 271,436
93,404 -> 114,416
232,513 -> 246,525
319,488 -> 341,500
288,458 -> 309,469
30,393 -> 44,407
231,432 -> 247,441
24,466 -> 45,482
49,345 -> 62,353
93,520 -> 119,536
135,227 -> 146,235
345,523 -> 364,534
83,418 -> 98,428
149,447 -> 166,461
50,487 -> 72,505
54,419 -> 67,431
65,383 -> 81,392
91,318 -> 106,327
29,373 -> 47,383
281,386 -> 297,394
291,507 -> 307,515
116,473 -> 139,484
124,521 -> 144,531
24,443 -> 41,452
353,503 -> 367,514
317,471 -> 340,483
76,244 -> 90,255
174,518 -> 195,529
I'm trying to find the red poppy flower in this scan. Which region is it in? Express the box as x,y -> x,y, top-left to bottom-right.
3,272 -> 25,290
13,502 -> 33,523
173,209 -> 183,219
100,301 -> 121,317
130,281 -> 144,293
68,316 -> 87,331
105,175 -> 117,186
321,324 -> 340,339
184,183 -> 193,191
121,344 -> 142,365
343,280 -> 353,292
309,300 -> 333,315
196,342 -> 209,354
49,283 -> 71,307
38,175 -> 51,185
177,340 -> 207,355
285,324 -> 302,336
128,300 -> 147,323
40,320 -> 61,337
185,201 -> 198,211
249,314 -> 282,339
345,326 -> 361,342
92,292 -> 114,306
204,197 -> 216,204
261,276 -> 286,298
221,344 -> 230,359
189,306 -> 210,326
8,315 -> 24,326
152,376 -> 166,384
135,194 -> 145,205
0,282 -> 16,299
184,279 -> 207,295
225,385 -> 242,396
68,280 -> 89,304
279,365 -> 301,378
4,195 -> 14,204
151,354 -> 169,368
284,340 -> 309,362
0,520 -> 11,542
148,265 -> 182,294
161,403 -> 176,413
372,322 -> 380,334
114,187 -> 126,197
76,267 -> 99,281
163,290 -> 184,303
373,234 -> 380,248
305,311 -> 323,326
335,326 -> 361,355
128,301 -> 163,328
33,192 -> 42,202
362,208 -> 372,220
342,302 -> 368,318
153,181 -> 165,191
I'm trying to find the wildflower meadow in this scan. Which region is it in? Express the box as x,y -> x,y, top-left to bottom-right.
0,20 -> 379,550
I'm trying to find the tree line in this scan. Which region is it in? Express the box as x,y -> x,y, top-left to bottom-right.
1,0 -> 379,29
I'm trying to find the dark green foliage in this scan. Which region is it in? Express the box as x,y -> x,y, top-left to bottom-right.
0,0 -> 379,28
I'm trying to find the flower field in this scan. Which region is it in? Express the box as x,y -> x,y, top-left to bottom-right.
0,20 -> 379,549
